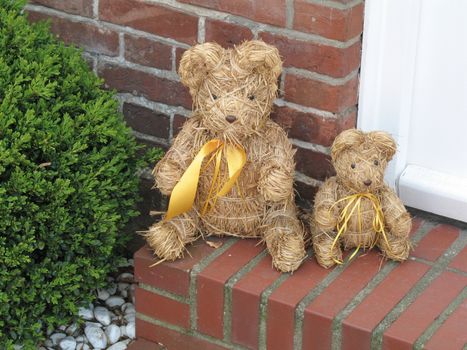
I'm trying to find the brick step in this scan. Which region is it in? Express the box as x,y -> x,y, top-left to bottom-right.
133,214 -> 467,350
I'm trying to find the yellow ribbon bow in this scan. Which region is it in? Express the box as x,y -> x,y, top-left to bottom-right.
330,192 -> 389,264
164,139 -> 246,222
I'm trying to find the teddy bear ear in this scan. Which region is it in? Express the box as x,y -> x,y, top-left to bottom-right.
331,128 -> 365,161
232,40 -> 282,82
178,42 -> 225,95
367,131 -> 397,161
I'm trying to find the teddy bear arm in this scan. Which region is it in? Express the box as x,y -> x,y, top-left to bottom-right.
153,122 -> 197,195
313,178 -> 340,231
258,131 -> 295,202
380,186 -> 412,238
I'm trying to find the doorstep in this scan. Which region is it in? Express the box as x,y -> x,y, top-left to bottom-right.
132,211 -> 466,350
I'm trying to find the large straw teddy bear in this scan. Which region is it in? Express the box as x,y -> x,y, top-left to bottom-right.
311,129 -> 412,268
146,40 -> 306,272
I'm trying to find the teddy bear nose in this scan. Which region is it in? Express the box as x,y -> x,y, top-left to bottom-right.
225,115 -> 237,123
364,179 -> 372,186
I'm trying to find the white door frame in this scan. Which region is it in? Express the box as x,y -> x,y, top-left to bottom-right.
358,0 -> 467,222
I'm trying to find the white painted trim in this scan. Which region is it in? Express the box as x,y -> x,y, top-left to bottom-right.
357,0 -> 422,190
358,0 -> 467,222
399,165 -> 467,223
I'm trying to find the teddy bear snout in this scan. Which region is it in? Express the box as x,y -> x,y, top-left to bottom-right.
225,115 -> 237,123
363,179 -> 372,187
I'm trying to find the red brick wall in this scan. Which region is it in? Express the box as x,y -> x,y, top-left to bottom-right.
26,0 -> 364,205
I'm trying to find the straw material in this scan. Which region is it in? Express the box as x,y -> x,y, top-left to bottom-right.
145,40 -> 306,273
311,129 -> 412,268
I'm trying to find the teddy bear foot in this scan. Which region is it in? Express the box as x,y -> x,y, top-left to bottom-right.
264,226 -> 306,273
145,221 -> 188,262
378,234 -> 412,261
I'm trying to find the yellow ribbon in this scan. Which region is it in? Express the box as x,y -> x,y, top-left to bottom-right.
164,139 -> 246,222
330,192 -> 389,264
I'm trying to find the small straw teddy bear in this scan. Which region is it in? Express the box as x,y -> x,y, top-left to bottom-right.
311,129 -> 412,268
145,40 -> 306,272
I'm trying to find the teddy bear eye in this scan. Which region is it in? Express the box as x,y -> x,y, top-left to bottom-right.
351,163 -> 356,169
374,159 -> 379,166
212,94 -> 218,100
248,95 -> 255,101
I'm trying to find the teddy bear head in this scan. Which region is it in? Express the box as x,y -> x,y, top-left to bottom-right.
178,40 -> 282,144
331,129 -> 397,192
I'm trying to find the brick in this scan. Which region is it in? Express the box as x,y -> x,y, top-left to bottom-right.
98,63 -> 192,108
383,272 -> 467,350
260,32 -> 362,78
137,318 -> 229,350
175,47 -> 187,72
231,256 -> 282,348
412,224 -> 460,262
178,0 -> 286,27
425,299 -> 467,350
448,246 -> 467,273
205,19 -> 253,48
134,242 -> 217,297
196,240 -> 264,339
124,35 -> 172,70
284,73 -> 359,113
136,287 -> 190,328
123,102 -> 170,139
173,114 -> 189,137
27,11 -> 118,56
302,252 -> 386,350
294,147 -> 334,181
271,106 -> 356,147
293,1 -> 364,41
294,180 -> 319,208
136,137 -> 169,152
128,338 -> 164,350
342,261 -> 430,350
266,257 -> 330,350
99,0 -> 198,45
30,0 -> 93,17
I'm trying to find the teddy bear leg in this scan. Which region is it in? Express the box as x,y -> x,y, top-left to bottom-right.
145,211 -> 199,261
311,229 -> 343,269
377,233 -> 411,262
262,208 -> 306,272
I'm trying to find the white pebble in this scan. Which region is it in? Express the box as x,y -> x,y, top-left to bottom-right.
120,325 -> 126,338
124,313 -> 135,324
125,322 -> 135,339
106,296 -> 125,309
128,259 -> 134,266
120,289 -> 128,298
85,321 -> 103,328
84,326 -> 107,349
78,307 -> 94,321
97,288 -> 110,301
122,303 -> 135,314
94,306 -> 111,326
75,336 -> 85,343
50,333 -> 66,345
106,282 -> 117,296
118,273 -> 134,283
59,336 -> 76,350
44,340 -> 53,347
117,282 -> 130,292
107,341 -> 128,350
76,343 -> 90,350
66,323 -> 78,336
105,324 -> 121,344
58,325 -> 67,332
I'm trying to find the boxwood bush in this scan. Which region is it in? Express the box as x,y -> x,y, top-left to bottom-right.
0,1 -> 162,347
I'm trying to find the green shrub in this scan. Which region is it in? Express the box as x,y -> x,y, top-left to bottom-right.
0,1 -> 162,347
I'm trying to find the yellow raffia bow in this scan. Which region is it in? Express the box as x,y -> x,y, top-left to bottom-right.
330,192 -> 389,264
164,139 -> 246,222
